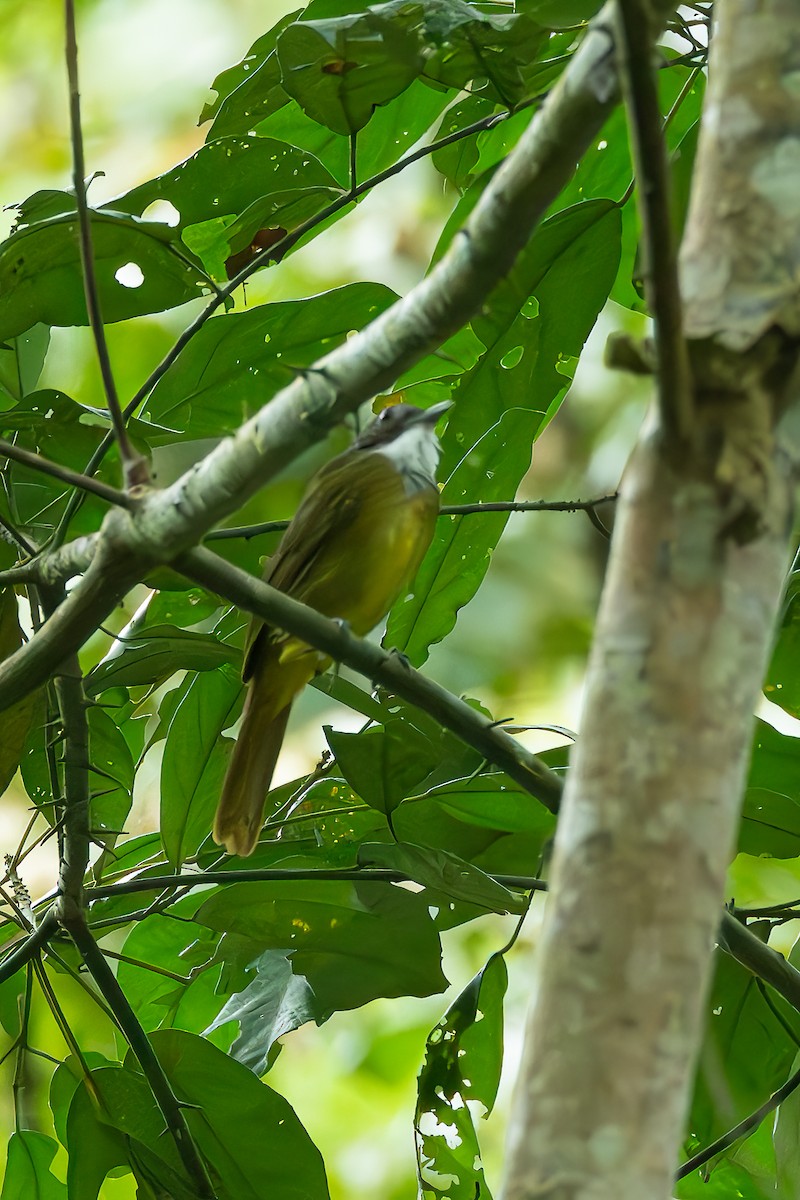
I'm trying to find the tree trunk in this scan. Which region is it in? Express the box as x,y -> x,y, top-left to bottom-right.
502,2 -> 800,1197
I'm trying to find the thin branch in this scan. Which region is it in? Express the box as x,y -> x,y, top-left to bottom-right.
86,866 -> 545,904
615,0 -> 693,446
64,0 -> 147,488
0,438 -> 133,509
66,920 -> 217,1197
206,495 -> 619,541
0,511 -> 37,558
0,910 -> 59,986
676,1058 -> 800,1180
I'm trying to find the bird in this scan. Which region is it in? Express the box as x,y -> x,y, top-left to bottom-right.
213,399 -> 452,857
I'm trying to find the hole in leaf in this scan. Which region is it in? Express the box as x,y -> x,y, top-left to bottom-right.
115,262 -> 144,289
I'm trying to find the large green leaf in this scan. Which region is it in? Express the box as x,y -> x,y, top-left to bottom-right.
160,666 -> 241,867
1,1132 -> 66,1200
324,720 -> 439,816
86,624 -> 238,696
416,952 -> 507,1200
276,8 -> 423,136
205,948 -> 319,1075
142,1029 -> 331,1200
358,840 -> 525,913
257,76 -> 451,185
143,281 -> 397,437
88,705 -> 135,838
684,947 -> 799,1164
201,12 -> 302,134
387,199 -> 621,664
766,577 -> 800,719
740,721 -> 800,858
0,208 -> 208,341
196,878 -> 448,1016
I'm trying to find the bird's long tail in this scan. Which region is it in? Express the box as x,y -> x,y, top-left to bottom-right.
213,684 -> 292,857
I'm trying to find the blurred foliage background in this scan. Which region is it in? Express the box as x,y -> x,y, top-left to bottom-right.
0,1 -> 656,1196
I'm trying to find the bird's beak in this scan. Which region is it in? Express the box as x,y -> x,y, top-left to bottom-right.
413,400 -> 453,426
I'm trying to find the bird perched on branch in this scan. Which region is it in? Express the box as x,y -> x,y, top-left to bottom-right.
213,400 -> 452,857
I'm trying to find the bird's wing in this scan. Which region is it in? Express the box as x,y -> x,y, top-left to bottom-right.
242,451 -> 365,682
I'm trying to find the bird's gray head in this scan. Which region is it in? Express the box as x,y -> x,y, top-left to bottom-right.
354,400 -> 452,490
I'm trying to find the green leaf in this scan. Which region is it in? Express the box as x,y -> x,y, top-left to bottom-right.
86,625 -> 239,696
358,841 -> 525,913
1,1132 -> 66,1200
420,4 -> 547,108
766,579 -> 800,718
276,9 -> 423,136
387,200 -> 621,664
431,95 -> 498,192
88,706 -> 135,839
141,1029 -> 331,1200
205,948 -> 319,1075
0,208 -> 207,341
520,0 -> 602,24
201,12 -> 302,133
404,772 -> 555,835
257,76 -> 450,185
65,1077 -> 130,1200
324,721 -> 438,815
416,953 -> 507,1200
0,324 -> 50,407
0,589 -> 43,795
740,721 -> 800,858
686,947 -> 800,1154
160,666 -> 242,867
144,282 -> 397,437
196,879 -> 448,1016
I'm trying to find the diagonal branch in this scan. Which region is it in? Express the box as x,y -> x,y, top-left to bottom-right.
180,546 -> 564,810
0,8 -> 627,711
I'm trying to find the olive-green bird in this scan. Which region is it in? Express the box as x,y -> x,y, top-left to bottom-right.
213,400 -> 451,857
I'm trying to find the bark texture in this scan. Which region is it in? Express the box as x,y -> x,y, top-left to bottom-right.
502,1 -> 800,1197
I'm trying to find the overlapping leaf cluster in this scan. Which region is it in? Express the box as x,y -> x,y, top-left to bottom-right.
7,3 -> 796,1199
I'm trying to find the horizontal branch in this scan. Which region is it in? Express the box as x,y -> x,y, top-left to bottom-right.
205,495 -> 619,542
87,867 -> 548,903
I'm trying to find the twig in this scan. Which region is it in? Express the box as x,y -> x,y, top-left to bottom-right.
676,1059 -> 800,1180
86,866 -> 546,904
205,495 -> 619,541
12,965 -> 33,1129
65,921 -> 217,1198
0,437 -> 133,509
0,910 -> 59,986
64,0 -> 147,488
615,0 -> 693,446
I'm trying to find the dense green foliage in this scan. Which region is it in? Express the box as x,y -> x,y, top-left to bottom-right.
3,3 -> 800,1199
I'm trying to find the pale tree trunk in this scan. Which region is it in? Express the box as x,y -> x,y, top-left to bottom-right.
502,3 -> 800,1199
